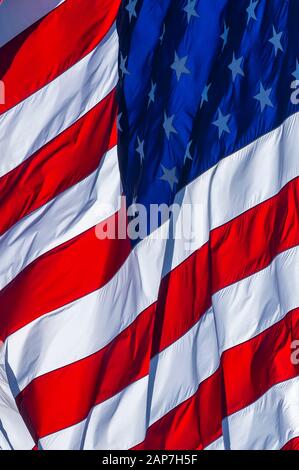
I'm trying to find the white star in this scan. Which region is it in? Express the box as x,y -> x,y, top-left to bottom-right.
212,109 -> 231,138
148,81 -> 156,107
292,59 -> 299,81
246,0 -> 258,24
160,165 -> 178,190
254,82 -> 274,111
159,24 -> 166,44
120,53 -> 130,77
221,22 -> 229,50
163,112 -> 178,139
117,112 -> 123,132
200,83 -> 211,107
268,25 -> 283,56
171,52 -> 191,81
184,141 -> 193,162
228,53 -> 245,81
183,0 -> 199,23
136,136 -> 144,162
125,0 -> 137,22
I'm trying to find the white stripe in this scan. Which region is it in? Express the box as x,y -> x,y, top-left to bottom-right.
212,246 -> 299,355
4,111 -> 299,448
5,111 -> 299,391
0,23 -> 118,178
39,378 -> 149,450
222,377 -> 299,449
0,344 -> 34,450
148,308 -> 218,427
0,0 -> 65,47
205,437 -> 225,450
6,219 -> 169,391
39,310 -> 217,450
148,246 -> 299,428
30,246 -> 299,448
0,146 -> 120,290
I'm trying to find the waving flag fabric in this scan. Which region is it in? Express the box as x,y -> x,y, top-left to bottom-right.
1,0 -> 299,450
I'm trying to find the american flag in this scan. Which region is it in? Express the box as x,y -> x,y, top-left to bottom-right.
1,0 -> 299,450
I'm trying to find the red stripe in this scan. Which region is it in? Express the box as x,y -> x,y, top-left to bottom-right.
134,307 -> 299,450
0,89 -> 117,235
282,436 -> 299,450
0,0 -> 120,115
14,176 -> 299,441
17,303 -> 156,442
133,369 -> 224,450
151,173 -> 299,356
0,208 -> 131,342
